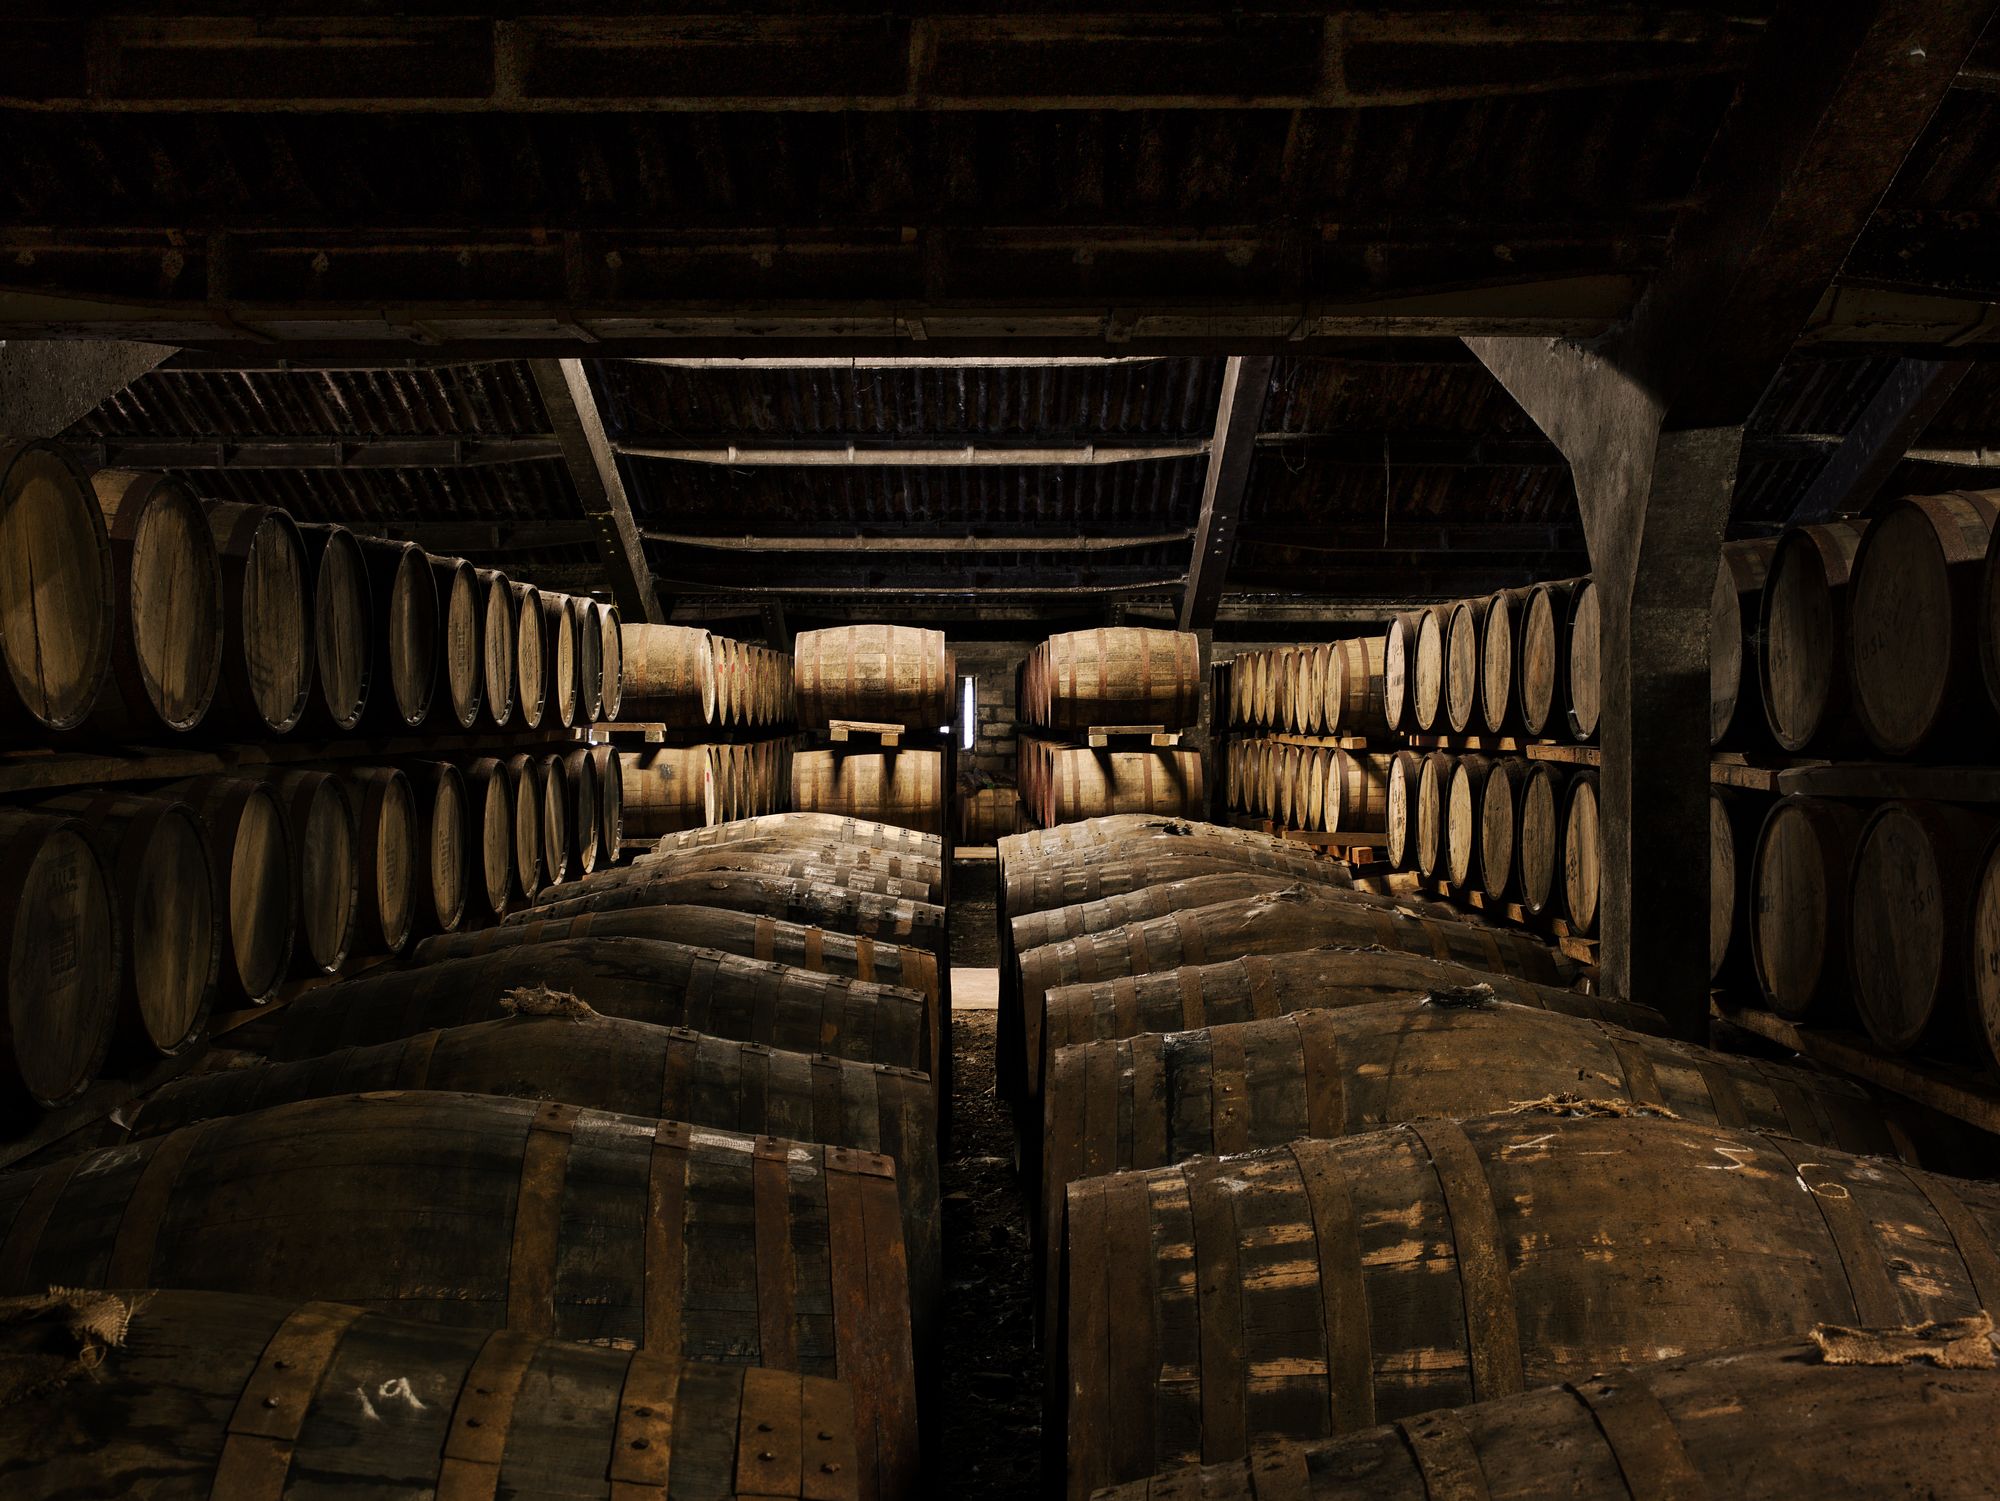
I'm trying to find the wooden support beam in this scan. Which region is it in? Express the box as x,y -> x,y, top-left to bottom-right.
64,435 -> 562,470
645,531 -> 1192,554
5,339 -> 173,443
1179,355 -> 1274,633
1786,357 -> 1974,522
761,601 -> 792,655
525,357 -> 665,623
617,440 -> 1204,466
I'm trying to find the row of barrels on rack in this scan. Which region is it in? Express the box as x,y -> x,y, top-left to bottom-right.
1224,636 -> 1389,738
618,738 -> 796,838
1015,737 -> 1204,829
1017,627 -> 1202,733
0,746 -> 624,1112
1714,488 -> 2000,757
619,622 -> 795,729
0,445 -> 622,741
990,814 -> 2000,1500
1224,738 -> 1388,837
1383,577 -> 1599,742
0,811 -> 953,1500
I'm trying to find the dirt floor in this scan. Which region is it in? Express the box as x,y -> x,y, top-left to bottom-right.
937,1009 -> 1043,1495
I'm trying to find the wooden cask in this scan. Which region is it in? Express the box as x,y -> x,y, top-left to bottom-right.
333,766 -> 416,955
560,745 -> 599,876
1002,844 -> 1349,923
1561,767 -> 1601,935
1443,596 -> 1489,734
1410,604 -> 1450,732
1380,613 -> 1419,735
592,743 -> 623,866
1444,753 -> 1492,890
1384,749 -> 1421,870
161,776 -> 294,1005
203,500 -> 312,737
713,635 -> 746,725
429,552 -> 482,730
517,875 -> 948,957
960,785 -> 1022,844
659,812 -> 944,859
83,469 -> 223,737
1325,635 -> 1388,739
501,753 -> 544,899
1039,627 -> 1200,732
792,749 -> 946,837
1326,750 -> 1388,836
1711,784 -> 1760,986
1760,519 -> 1868,752
1414,750 -> 1450,879
1565,576 -> 1601,740
538,752 -> 570,885
254,769 -> 359,975
35,790 -> 216,1059
0,1289 -> 871,1501
0,1092 -> 919,1501
1042,999 -> 1934,1344
1850,799 -> 1996,1059
1001,814 -> 1247,861
1848,491 -> 2000,755
1517,760 -> 1569,917
357,537 -> 437,732
570,594 -> 604,724
558,850 -> 935,907
1043,748 -> 1204,826
1090,1329 -> 2000,1501
458,755 -> 515,922
595,600 -> 624,720
1712,536 -> 1777,747
1057,1112 -> 2000,1497
510,580 -> 547,730
1478,755 -> 1530,900
1751,794 -> 1864,1021
1518,579 -> 1575,738
1478,585 -> 1533,734
475,566 -> 515,728
795,624 -> 952,729
404,759 -> 468,936
1298,644 -> 1329,735
539,590 -> 578,729
293,522 -> 370,734
1009,870 -> 1372,967
0,809 -> 120,1107
0,444 -> 113,735
620,746 -> 715,837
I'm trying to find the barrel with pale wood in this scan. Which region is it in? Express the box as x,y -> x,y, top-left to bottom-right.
560,746 -> 599,876
1042,748 -> 1204,826
1091,1328 -> 2000,1501
475,567 -> 515,728
511,580 -> 546,730
1517,760 -> 1569,917
558,849 -> 934,906
594,600 -> 624,720
793,749 -> 946,836
292,522 -> 370,734
1444,753 -> 1492,890
1478,756 -> 1529,901
0,1092 -> 919,1501
502,753 -> 544,899
459,756 -> 515,922
1384,749 -> 1422,870
403,759 -> 467,936
1760,520 -> 1868,752
430,552 -> 482,730
1752,795 -> 1865,1022
1057,1112 -> 2000,1498
537,590 -> 577,729
1414,750 -> 1450,878
1035,627 -> 1200,732
161,776 -> 294,1005
1711,784 -> 1761,985
0,808 -> 120,1108
654,812 -> 943,860
637,827 -> 943,900
356,537 -> 437,732
590,743 -> 622,866
202,500 -> 313,737
1565,576 -> 1600,741
618,626 -> 720,727
794,624 -> 951,730
619,746 -> 715,838
712,635 -> 744,725
1712,536 -> 1777,747
1325,635 -> 1389,739
1326,750 -> 1389,836
1849,799 -> 1997,1060
960,786 -> 1022,844
568,594 -> 602,724
1848,491 -> 2000,755
1003,829 -> 1344,916
82,469 -> 223,738
0,1289 -> 872,1501
34,790 -> 215,1060
328,765 -> 416,955
1517,578 -> 1575,739
516,874 -> 947,956
0,444 -> 113,735
1561,766 -> 1601,934
252,769 -> 359,975
1478,586 -> 1532,734
1380,613 -> 1420,735
538,752 -> 570,885
1009,869 -> 1368,966
1443,596 -> 1488,734
1410,604 -> 1451,733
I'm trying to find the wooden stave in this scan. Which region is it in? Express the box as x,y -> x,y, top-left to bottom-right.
1559,767 -> 1601,935
1750,794 -> 1865,1023
0,808 -> 122,1108
0,1092 -> 919,1501
355,537 -> 439,733
403,759 -> 469,937
510,580 -> 547,730
1517,578 -> 1576,739
0,444 -> 114,736
428,552 -> 483,731
1758,520 -> 1868,753
1712,537 -> 1778,748
160,776 -> 296,1005
248,768 -> 360,977
199,500 -> 313,738
291,522 -> 372,735
474,567 -> 516,729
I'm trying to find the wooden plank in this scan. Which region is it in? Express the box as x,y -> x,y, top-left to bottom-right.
1523,743 -> 1602,768
1773,762 -> 2000,803
1179,355 -> 1275,633
1785,358 -> 1973,524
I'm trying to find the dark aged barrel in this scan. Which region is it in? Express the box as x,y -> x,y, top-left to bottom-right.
595,600 -> 623,720
404,759 -> 467,936
357,537 -> 437,732
475,566 -> 515,728
1037,627 -> 1201,732
1414,750 -> 1451,879
570,594 -> 603,724
1713,536 -> 1777,747
1443,595 -> 1489,734
1091,1328 -> 2000,1501
83,469 -> 223,737
1761,519 -> 1868,752
619,623 -> 720,725
293,522 -> 371,733
622,746 -> 714,837
560,745 -> 599,876
1752,794 -> 1865,1022
333,766 -> 417,956
1057,1112 -> 2000,1498
0,1093 -> 919,1501
235,937 -> 932,1075
1517,759 -> 1569,918
511,579 -> 546,730
1851,799 -> 1997,1058
1478,585 -> 1532,735
592,742 -> 622,865
1561,766 -> 1601,935
202,500 -> 312,737
35,790 -> 216,1059
1478,755 -> 1530,901
1003,850 -> 1353,924
1849,490 -> 2000,755
1380,612 -> 1420,735
792,749 -> 947,836
1444,753 -> 1492,890
1384,749 -> 1422,870
1711,784 -> 1759,985
0,809 -> 120,1107
162,776 -> 294,1005
429,552 -> 482,730
0,1289 -> 870,1501
1009,869 -> 1380,965
0,443 -> 112,735
515,873 -> 947,956
1518,577 -> 1575,739
613,850 -> 933,903
254,769 -> 359,976
1565,576 -> 1601,740
794,623 -> 951,729
538,752 -> 570,885
538,590 -> 577,729
459,755 -> 514,922
1410,604 -> 1451,733
414,904 -> 940,1001
502,753 -> 544,899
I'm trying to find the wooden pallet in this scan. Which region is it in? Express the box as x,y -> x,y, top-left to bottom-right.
1261,732 -> 1373,751
1083,724 -> 1184,748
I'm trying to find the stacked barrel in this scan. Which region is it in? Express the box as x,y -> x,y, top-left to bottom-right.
0,446 -> 622,1117
788,624 -> 954,838
997,813 -> 2000,1499
1221,635 -> 1394,841
0,811 -> 942,1498
1016,627 -> 1204,826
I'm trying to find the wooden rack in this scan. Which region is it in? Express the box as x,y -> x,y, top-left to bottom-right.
1419,876 -> 1599,968
599,720 -> 800,748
